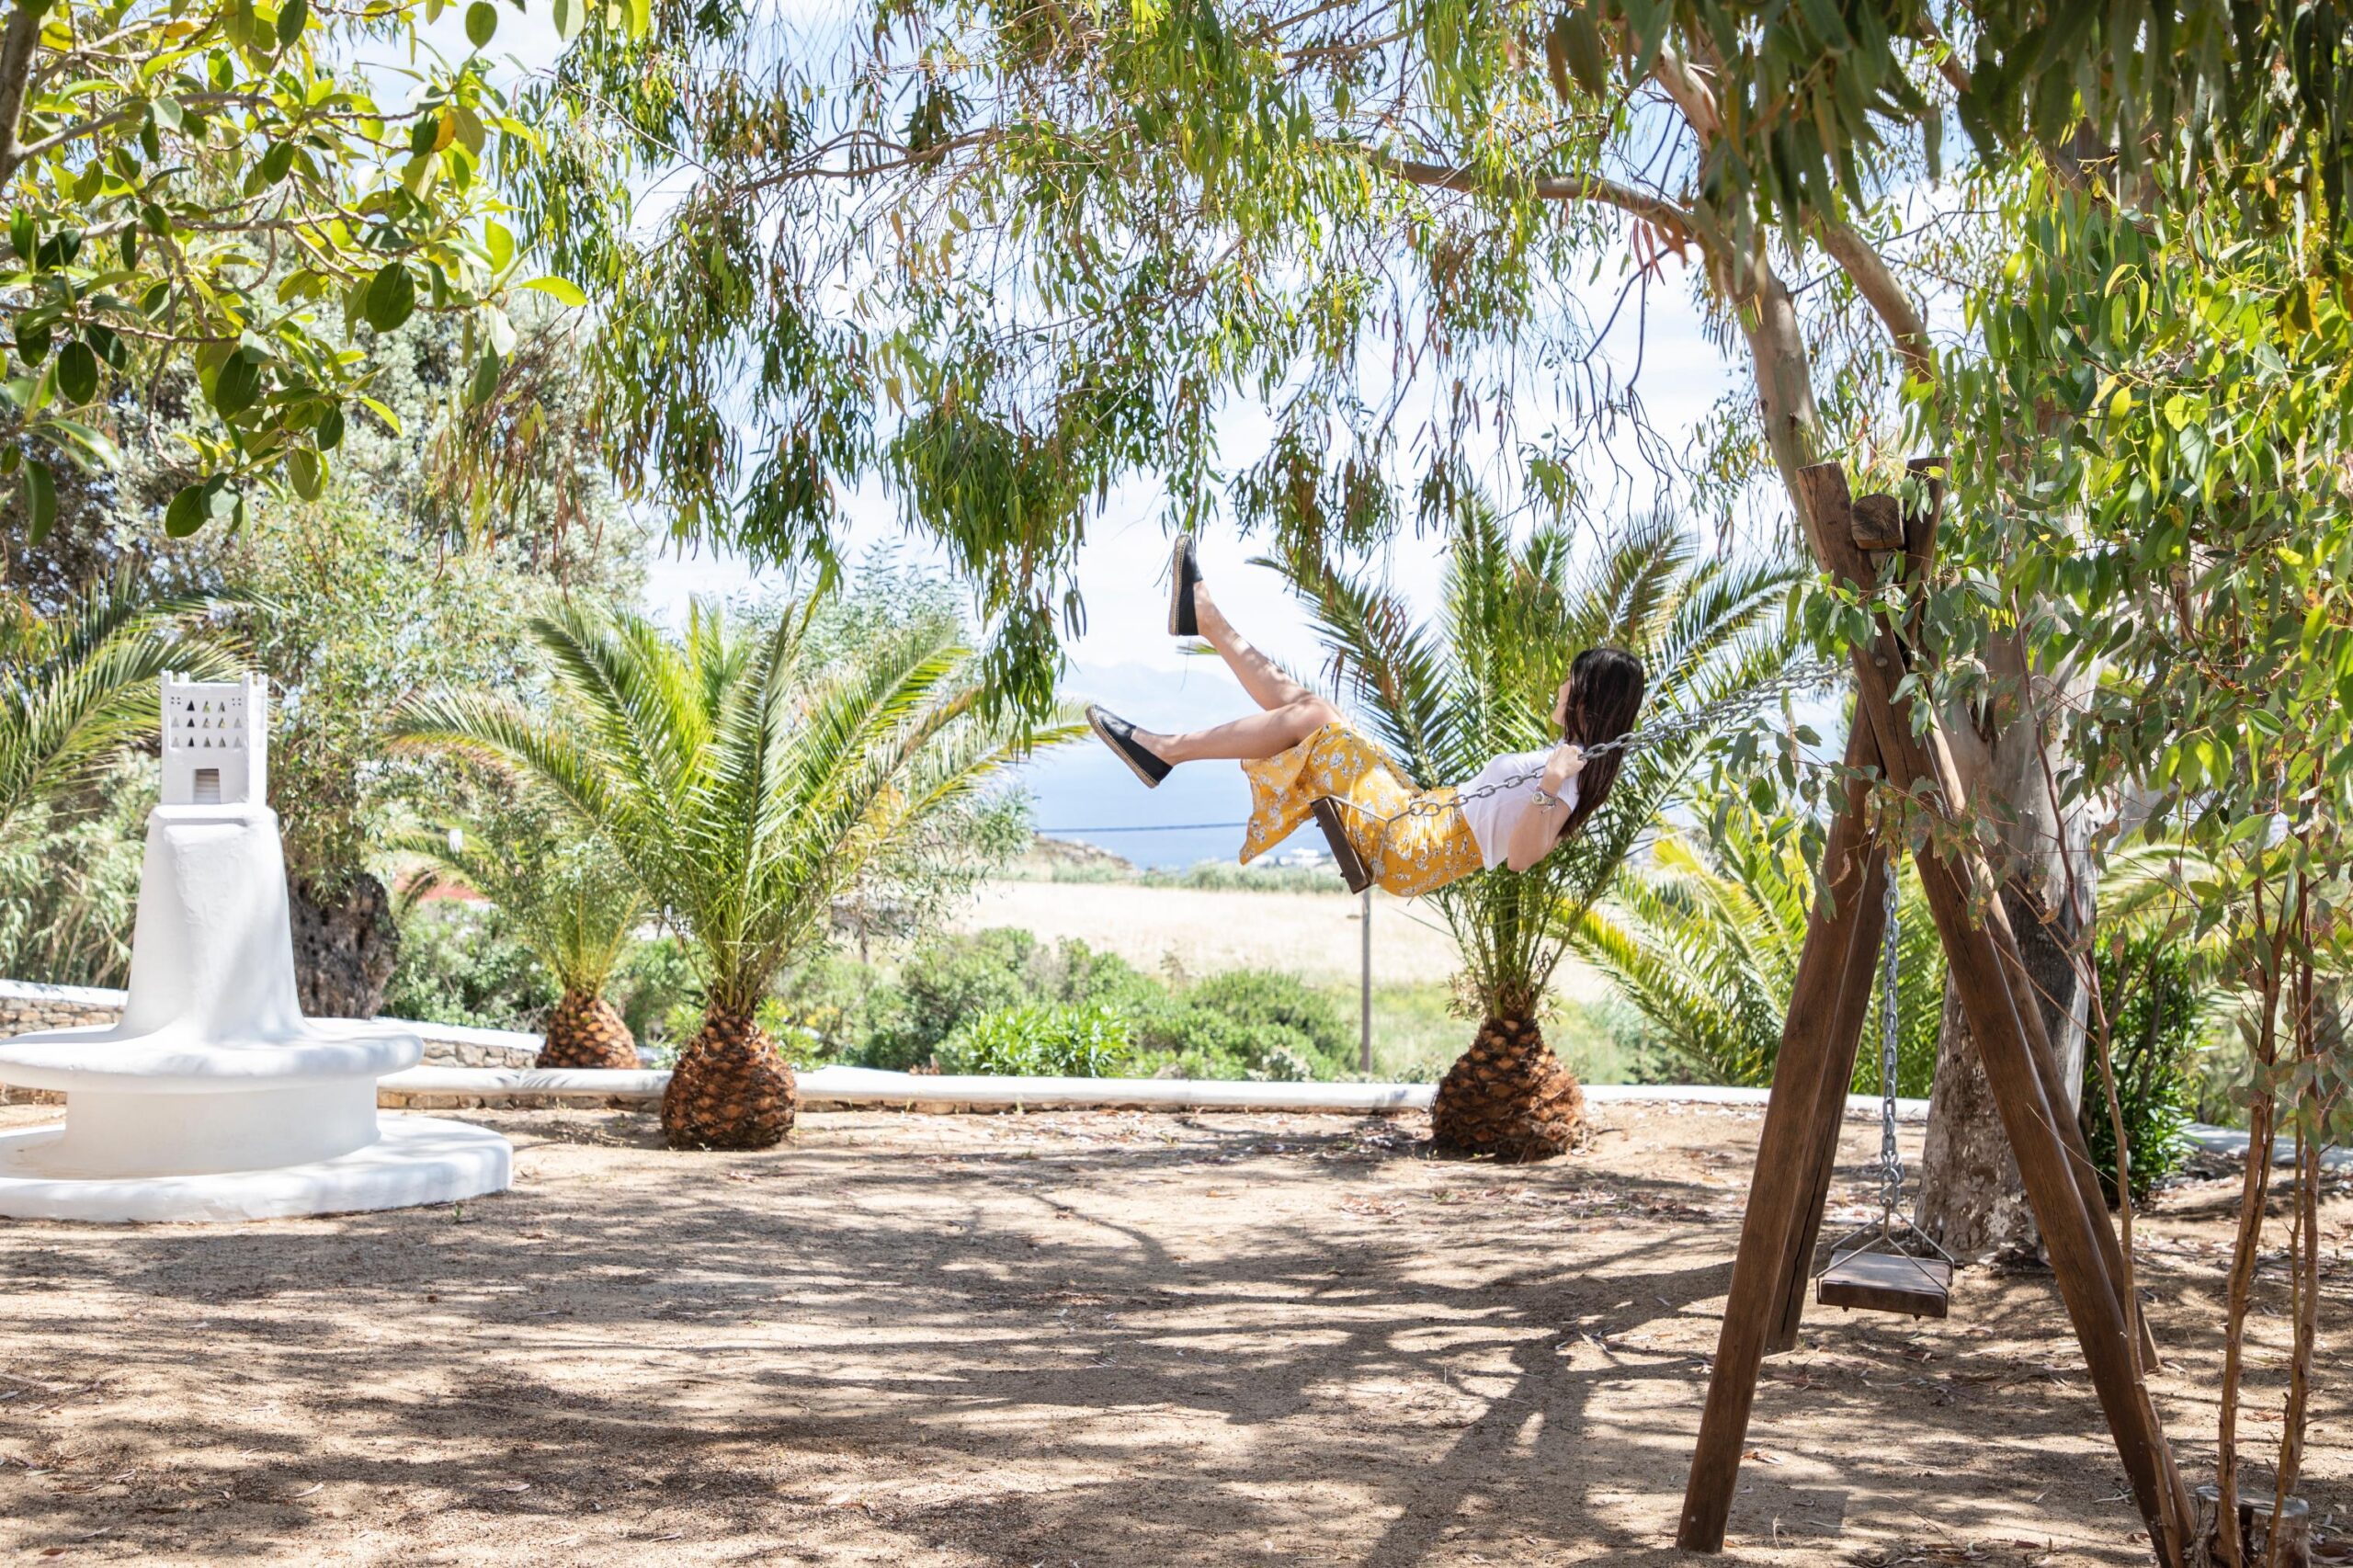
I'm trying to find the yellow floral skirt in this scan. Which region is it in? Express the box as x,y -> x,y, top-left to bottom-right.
1240,722 -> 1483,897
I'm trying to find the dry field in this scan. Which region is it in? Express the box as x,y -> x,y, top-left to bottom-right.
0,1100 -> 2345,1566
953,879 -> 1609,998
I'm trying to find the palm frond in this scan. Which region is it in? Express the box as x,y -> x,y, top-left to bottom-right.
0,574 -> 237,836
400,591 -> 1056,1020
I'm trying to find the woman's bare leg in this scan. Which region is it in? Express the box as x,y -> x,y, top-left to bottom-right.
1136,696 -> 1339,764
1193,579 -> 1315,712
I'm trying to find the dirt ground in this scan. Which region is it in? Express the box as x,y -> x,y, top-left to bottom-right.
0,1100 -> 2344,1567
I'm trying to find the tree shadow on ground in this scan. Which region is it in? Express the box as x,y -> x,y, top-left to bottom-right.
0,1105 -> 2336,1565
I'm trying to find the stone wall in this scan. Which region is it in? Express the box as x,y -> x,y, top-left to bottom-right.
0,979 -> 544,1071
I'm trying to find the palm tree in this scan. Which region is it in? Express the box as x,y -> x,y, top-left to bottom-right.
393,798 -> 648,1069
395,597 -> 1051,1149
0,574 -> 235,840
1568,790 -> 1945,1093
1269,505 -> 1798,1160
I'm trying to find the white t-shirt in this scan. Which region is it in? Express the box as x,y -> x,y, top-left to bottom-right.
1455,749 -> 1577,869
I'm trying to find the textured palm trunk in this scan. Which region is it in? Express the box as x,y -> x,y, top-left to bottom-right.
661,1008 -> 797,1150
539,988 -> 640,1071
1429,1014 -> 1585,1162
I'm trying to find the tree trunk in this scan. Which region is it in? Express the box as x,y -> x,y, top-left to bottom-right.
540,988 -> 639,1070
661,1008 -> 796,1150
1706,168 -> 2097,1258
1917,659 -> 2093,1258
287,871 -> 400,1018
1430,1014 -> 1585,1162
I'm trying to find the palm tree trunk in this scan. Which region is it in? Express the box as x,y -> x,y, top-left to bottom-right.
1430,1013 -> 1586,1162
539,988 -> 640,1071
661,1007 -> 797,1150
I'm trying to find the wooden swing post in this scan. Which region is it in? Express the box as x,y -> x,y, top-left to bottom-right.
1677,462 -> 2189,1565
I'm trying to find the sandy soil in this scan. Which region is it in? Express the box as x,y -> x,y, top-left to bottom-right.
0,1101 -> 2344,1567
954,880 -> 1609,998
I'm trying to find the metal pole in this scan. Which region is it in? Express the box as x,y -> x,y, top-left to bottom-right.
1359,888 -> 1372,1074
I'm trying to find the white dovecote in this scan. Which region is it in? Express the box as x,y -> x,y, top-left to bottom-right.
0,665 -> 510,1221
161,673 -> 267,807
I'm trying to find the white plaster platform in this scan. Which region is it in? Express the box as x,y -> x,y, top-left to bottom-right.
0,674 -> 513,1222
0,1111 -> 511,1222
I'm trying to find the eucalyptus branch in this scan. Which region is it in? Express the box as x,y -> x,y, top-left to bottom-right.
0,0 -> 50,187
1649,43 -> 1721,143
1812,216 -> 1934,373
1363,149 -> 1700,246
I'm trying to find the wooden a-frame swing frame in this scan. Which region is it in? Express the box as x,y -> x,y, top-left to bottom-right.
1675,460 -> 2194,1566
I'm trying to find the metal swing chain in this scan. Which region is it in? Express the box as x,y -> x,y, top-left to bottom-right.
1877,851 -> 1904,1224
1328,656 -> 1847,829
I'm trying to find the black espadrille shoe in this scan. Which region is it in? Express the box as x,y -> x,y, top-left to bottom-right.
1167,535 -> 1200,637
1086,705 -> 1173,788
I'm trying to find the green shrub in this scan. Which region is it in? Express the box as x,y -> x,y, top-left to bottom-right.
937,1001 -> 1131,1076
614,935 -> 700,1046
1182,969 -> 1350,1058
1128,1005 -> 1313,1080
855,928 -> 1156,1069
768,950 -> 882,1061
382,901 -> 557,1030
858,927 -> 1042,1069
2083,932 -> 2201,1204
842,932 -> 1366,1081
0,757 -> 150,988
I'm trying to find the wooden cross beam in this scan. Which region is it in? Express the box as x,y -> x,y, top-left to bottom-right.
1676,462 -> 2190,1566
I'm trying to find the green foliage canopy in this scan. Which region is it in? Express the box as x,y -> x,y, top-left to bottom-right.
0,0 -> 636,540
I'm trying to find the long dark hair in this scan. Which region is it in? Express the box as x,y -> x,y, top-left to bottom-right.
1558,645 -> 1644,837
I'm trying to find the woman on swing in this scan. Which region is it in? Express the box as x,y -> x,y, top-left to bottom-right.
1086,539 -> 1647,896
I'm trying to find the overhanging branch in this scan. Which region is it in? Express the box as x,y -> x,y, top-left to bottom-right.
1367,150 -> 1700,249
1813,218 -> 1933,374
0,0 -> 48,187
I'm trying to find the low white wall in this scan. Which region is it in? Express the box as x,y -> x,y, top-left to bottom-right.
0,979 -> 543,1073
374,1065 -> 1934,1119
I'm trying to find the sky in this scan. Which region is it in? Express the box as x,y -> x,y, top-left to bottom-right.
404,1 -> 1769,869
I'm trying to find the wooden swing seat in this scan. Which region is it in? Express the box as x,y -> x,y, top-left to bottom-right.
1817,1248 -> 1952,1318
1311,797 -> 1373,894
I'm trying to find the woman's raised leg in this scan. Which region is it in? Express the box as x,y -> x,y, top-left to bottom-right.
1136,695 -> 1340,764
1192,578 -> 1316,713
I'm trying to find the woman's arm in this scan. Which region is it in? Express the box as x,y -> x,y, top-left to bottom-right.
1502,744 -> 1587,872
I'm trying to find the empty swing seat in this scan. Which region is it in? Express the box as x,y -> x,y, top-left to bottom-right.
1817,1248 -> 1952,1318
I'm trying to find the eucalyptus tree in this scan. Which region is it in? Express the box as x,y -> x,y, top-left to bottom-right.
1271,504 -> 1795,1159
397,597 -> 1053,1150
507,0 -> 2353,1232
1930,151 -> 2353,1559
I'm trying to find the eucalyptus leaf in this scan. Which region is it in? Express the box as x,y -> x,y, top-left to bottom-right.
22,458 -> 53,542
